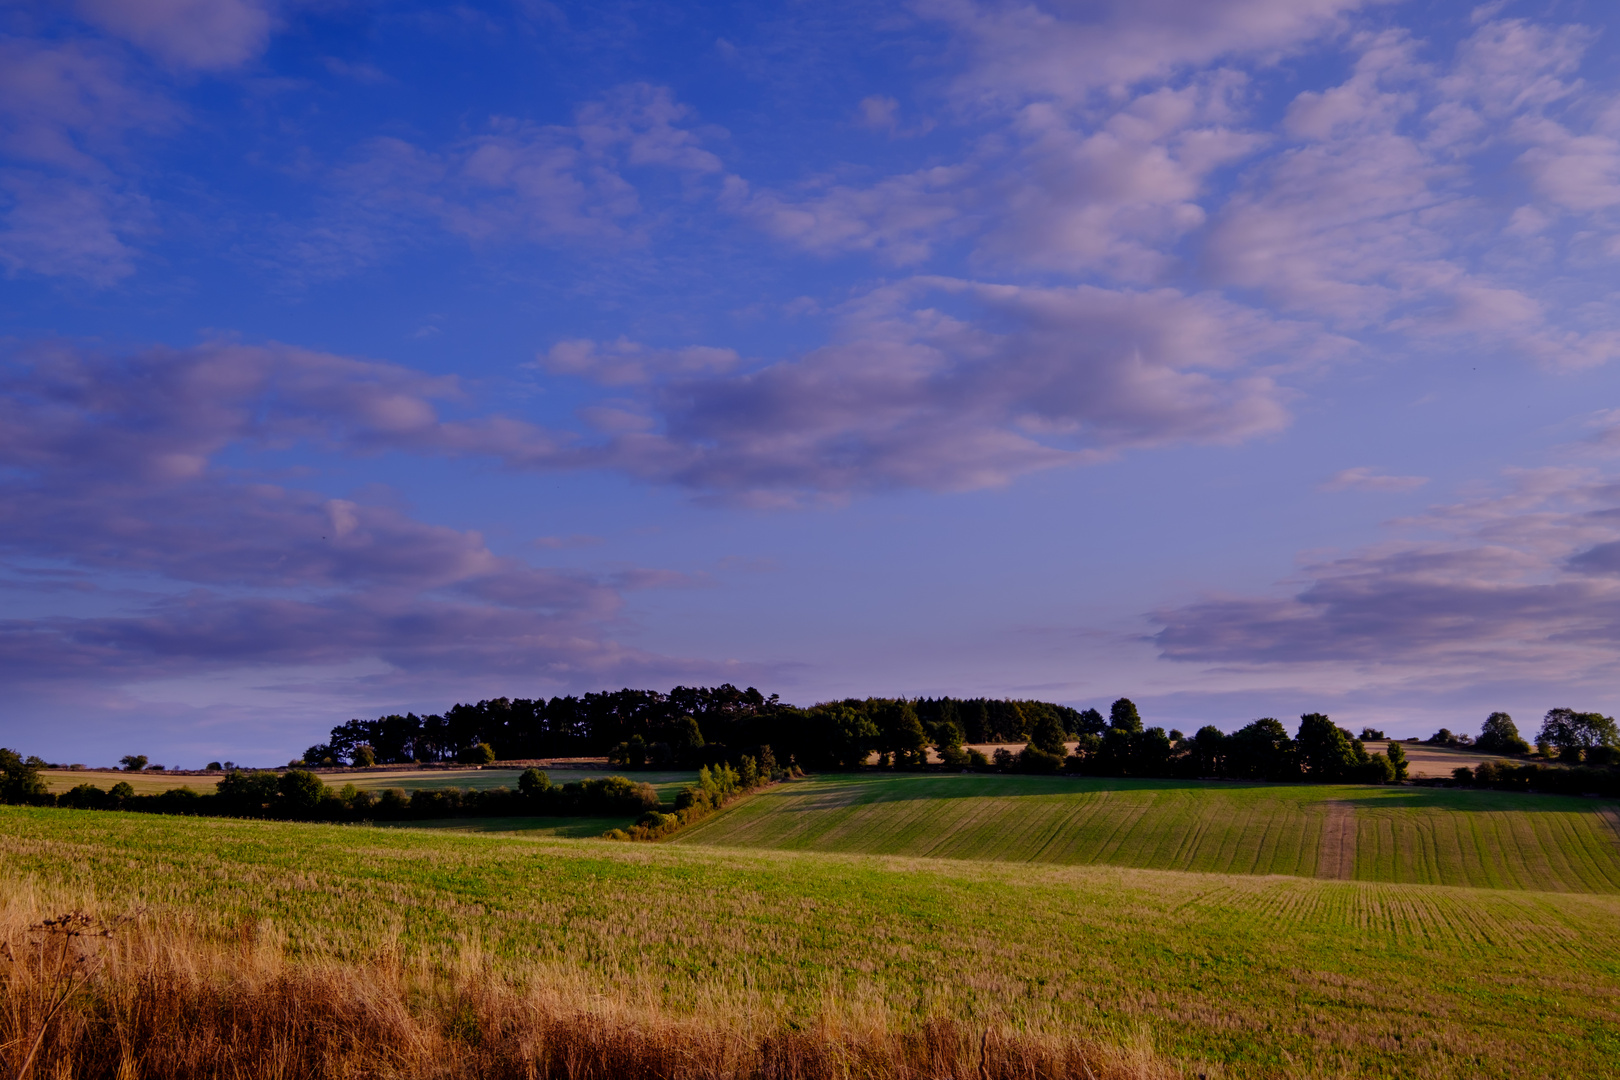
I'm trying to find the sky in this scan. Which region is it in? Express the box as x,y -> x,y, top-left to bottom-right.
5,0 -> 1620,766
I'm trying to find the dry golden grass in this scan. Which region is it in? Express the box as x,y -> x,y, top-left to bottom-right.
0,886 -> 1174,1080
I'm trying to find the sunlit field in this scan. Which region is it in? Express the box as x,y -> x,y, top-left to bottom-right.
39,766 -> 698,800
675,773 -> 1620,892
4,780 -> 1620,1077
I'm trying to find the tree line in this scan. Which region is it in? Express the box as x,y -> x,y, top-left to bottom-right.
297,686 -> 1084,775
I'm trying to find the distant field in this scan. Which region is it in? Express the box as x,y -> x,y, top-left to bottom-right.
1365,739 -> 1538,778
40,766 -> 698,801
674,773 -> 1620,892
1,805 -> 1617,1078
39,769 -> 223,795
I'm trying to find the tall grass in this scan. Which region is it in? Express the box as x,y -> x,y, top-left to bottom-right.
0,895 -> 1170,1080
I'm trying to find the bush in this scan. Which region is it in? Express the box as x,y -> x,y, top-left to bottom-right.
351,745 -> 377,768
218,769 -> 280,813
966,748 -> 991,770
459,742 -> 496,766
1358,754 -> 1396,784
1016,746 -> 1064,774
991,747 -> 1016,771
278,769 -> 326,814
60,783 -> 108,810
377,788 -> 410,816
119,755 -> 148,772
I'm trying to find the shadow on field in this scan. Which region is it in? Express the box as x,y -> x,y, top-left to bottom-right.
1330,785 -> 1620,815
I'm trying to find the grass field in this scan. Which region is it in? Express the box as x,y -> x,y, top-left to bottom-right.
674,773 -> 1620,892
2,801 -> 1618,1077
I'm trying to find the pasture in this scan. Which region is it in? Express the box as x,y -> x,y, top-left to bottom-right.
674,773 -> 1620,892
2,802 -> 1618,1077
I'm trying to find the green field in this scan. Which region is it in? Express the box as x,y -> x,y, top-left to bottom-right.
675,773 -> 1620,892
3,801 -> 1619,1078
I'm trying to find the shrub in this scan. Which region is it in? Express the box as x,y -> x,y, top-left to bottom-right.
991,747 -> 1016,771
1452,766 -> 1475,786
218,769 -> 280,813
59,783 -> 108,810
1357,754 -> 1396,784
459,742 -> 496,766
205,762 -> 223,771
1017,746 -> 1064,774
278,769 -> 326,814
966,748 -> 991,770
119,755 -> 148,772
351,745 -> 377,768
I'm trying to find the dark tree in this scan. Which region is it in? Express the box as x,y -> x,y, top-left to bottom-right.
1477,712 -> 1530,756
1027,711 -> 1069,758
1186,726 -> 1228,776
119,754 -> 148,772
1538,708 -> 1620,757
1226,719 -> 1297,781
934,721 -> 969,768
1076,708 -> 1106,735
0,747 -> 48,804
1295,714 -> 1360,782
872,700 -> 929,768
1134,727 -> 1173,775
1109,699 -> 1143,734
1385,740 -> 1409,781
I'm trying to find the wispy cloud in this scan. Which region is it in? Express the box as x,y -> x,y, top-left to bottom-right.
1154,463 -> 1620,691
1320,467 -> 1428,492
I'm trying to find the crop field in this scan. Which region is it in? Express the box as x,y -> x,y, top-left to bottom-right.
2,803 -> 1618,1077
1360,741 -> 1549,779
39,769 -> 225,795
674,773 -> 1620,892
39,766 -> 699,800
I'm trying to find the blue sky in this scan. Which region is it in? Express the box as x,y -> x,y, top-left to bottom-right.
5,0 -> 1620,765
